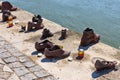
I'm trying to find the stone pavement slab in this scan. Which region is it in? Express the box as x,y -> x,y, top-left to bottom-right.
0,36 -> 57,80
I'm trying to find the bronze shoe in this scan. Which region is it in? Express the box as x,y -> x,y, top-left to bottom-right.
1,1 -> 17,12
44,45 -> 70,58
41,28 -> 53,40
80,28 -> 100,46
95,60 -> 117,71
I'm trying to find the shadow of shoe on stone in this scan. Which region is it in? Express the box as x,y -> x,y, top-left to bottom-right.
92,68 -> 114,78
41,58 -> 61,63
31,51 -> 39,55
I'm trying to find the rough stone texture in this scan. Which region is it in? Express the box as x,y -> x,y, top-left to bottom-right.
18,56 -> 30,63
3,65 -> 13,72
8,73 -> 20,80
11,51 -> 24,57
3,56 -> 18,63
0,40 -> 9,46
0,48 -> 7,54
20,73 -> 37,80
29,65 -> 44,72
8,62 -> 24,69
0,36 -> 56,80
23,61 -> 36,68
0,72 -> 11,79
13,67 -> 29,76
37,75 -> 57,80
34,69 -> 50,78
0,52 -> 11,59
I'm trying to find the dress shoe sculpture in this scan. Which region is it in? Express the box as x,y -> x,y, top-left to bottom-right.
80,28 -> 100,46
27,15 -> 44,31
40,28 -> 53,40
59,29 -> 67,40
1,1 -> 17,12
44,45 -> 70,58
2,10 -> 16,22
95,60 -> 117,71
35,40 -> 53,52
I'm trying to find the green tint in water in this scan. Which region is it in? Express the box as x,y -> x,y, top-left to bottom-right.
6,0 -> 120,49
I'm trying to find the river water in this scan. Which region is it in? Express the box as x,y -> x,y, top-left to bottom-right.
4,0 -> 120,49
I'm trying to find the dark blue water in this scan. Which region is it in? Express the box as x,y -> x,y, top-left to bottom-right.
4,0 -> 120,49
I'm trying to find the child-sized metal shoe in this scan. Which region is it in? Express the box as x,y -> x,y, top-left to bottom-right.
44,45 -> 71,58
40,28 -> 53,40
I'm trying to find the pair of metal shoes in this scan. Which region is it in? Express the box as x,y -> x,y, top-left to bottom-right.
35,40 -> 70,58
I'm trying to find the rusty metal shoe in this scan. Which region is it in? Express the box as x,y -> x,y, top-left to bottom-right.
40,28 -> 53,40
35,40 -> 53,52
59,29 -> 67,40
95,60 -> 117,71
1,1 -> 17,12
80,28 -> 100,46
44,45 -> 71,58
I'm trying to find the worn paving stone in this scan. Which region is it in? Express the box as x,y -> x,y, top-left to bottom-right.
18,56 -> 31,63
8,62 -> 24,69
34,69 -> 50,78
8,73 -> 20,80
7,47 -> 20,55
11,51 -> 24,57
0,72 -> 11,79
0,59 -> 5,65
0,78 -> 5,80
23,61 -> 36,68
37,75 -> 57,80
0,52 -> 11,59
13,67 -> 29,76
3,44 -> 15,50
20,73 -> 37,80
0,48 -> 7,54
3,65 -> 13,72
29,65 -> 44,72
0,37 -> 5,41
0,40 -> 9,46
3,56 -> 18,63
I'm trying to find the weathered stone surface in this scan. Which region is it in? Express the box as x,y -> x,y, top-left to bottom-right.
0,48 -> 7,54
3,56 -> 18,63
0,72 -> 11,79
20,73 -> 37,80
0,40 -> 9,46
0,52 -> 11,59
11,51 -> 24,57
0,37 -> 5,41
29,65 -> 43,72
18,56 -> 30,63
0,59 -> 5,65
3,44 -> 15,50
8,62 -> 24,69
13,67 -> 29,76
23,61 -> 36,68
37,75 -> 57,80
7,47 -> 20,54
0,78 -> 5,80
8,73 -> 20,80
34,69 -> 50,78
3,65 -> 13,72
